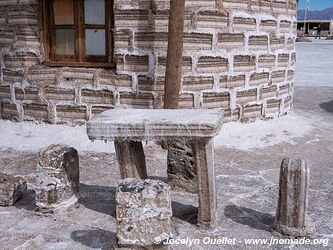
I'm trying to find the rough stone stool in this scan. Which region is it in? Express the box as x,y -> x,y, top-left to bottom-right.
116,178 -> 172,248
35,144 -> 80,212
275,158 -> 316,237
0,173 -> 27,206
87,109 -> 223,228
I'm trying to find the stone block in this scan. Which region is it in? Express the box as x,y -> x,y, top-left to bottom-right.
35,144 -> 79,211
202,92 -> 230,109
2,69 -> 25,84
249,72 -> 269,86
272,70 -> 286,84
23,103 -> 49,122
217,33 -> 244,51
233,17 -> 256,32
241,104 -> 262,122
119,92 -> 155,108
196,10 -> 228,29
258,55 -> 276,69
0,173 -> 27,206
44,87 -> 76,102
81,89 -> 114,105
0,85 -> 12,101
236,89 -> 257,104
178,93 -> 194,109
266,99 -> 280,115
260,20 -> 278,32
15,87 -> 39,102
277,54 -> 290,68
220,75 -> 245,88
260,85 -> 277,99
156,56 -> 192,76
56,105 -> 87,124
183,33 -> 213,51
182,76 -> 214,92
114,10 -> 149,31
197,56 -> 228,74
271,36 -> 285,51
116,178 -> 172,247
116,55 -> 150,73
249,36 -> 269,51
278,84 -> 290,96
275,158 -> 316,237
233,55 -> 256,73
279,21 -> 292,34
1,102 -> 19,120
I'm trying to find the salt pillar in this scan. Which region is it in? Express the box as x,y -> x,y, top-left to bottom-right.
116,178 -> 172,248
275,158 -> 315,237
0,173 -> 27,206
35,144 -> 79,212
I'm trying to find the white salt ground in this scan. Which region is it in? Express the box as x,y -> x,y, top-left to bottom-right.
0,111 -> 315,153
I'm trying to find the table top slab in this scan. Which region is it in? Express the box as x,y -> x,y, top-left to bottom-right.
87,109 -> 224,141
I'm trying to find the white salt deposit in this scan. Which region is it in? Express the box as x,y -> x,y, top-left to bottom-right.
0,111 -> 316,153
214,111 -> 315,150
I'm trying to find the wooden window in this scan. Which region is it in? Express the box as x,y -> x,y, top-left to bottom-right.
42,0 -> 114,67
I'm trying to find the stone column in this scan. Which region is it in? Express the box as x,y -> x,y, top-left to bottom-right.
192,138 -> 217,228
116,178 -> 172,248
35,144 -> 80,212
0,173 -> 27,206
275,158 -> 315,237
114,140 -> 147,179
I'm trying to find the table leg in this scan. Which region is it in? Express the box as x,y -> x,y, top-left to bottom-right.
114,140 -> 147,179
192,138 -> 217,228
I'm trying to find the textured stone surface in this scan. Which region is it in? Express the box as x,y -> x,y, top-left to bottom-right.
167,140 -> 197,193
0,0 -> 297,124
116,178 -> 172,247
0,173 -> 27,206
87,109 -> 224,141
275,158 -> 316,237
35,144 -> 79,211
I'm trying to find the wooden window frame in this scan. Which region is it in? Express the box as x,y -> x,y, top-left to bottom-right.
41,0 -> 114,68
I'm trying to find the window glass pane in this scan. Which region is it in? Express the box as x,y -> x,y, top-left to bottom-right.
55,29 -> 75,55
53,0 -> 74,25
84,0 -> 105,25
85,29 -> 106,56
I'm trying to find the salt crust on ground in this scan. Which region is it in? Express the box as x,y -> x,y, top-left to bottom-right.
0,111 -> 316,153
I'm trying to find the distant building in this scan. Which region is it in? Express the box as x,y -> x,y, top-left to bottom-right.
297,20 -> 332,37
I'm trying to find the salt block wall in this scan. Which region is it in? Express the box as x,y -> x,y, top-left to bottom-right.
0,0 -> 297,125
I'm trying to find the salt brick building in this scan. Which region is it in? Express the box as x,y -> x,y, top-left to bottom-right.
0,0 -> 297,125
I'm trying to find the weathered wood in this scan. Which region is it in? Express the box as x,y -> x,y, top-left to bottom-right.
115,141 -> 147,179
275,158 -> 315,237
164,0 -> 186,109
192,139 -> 217,228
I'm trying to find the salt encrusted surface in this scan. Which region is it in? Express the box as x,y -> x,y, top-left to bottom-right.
116,178 -> 172,247
0,173 -> 27,206
35,144 -> 79,211
0,0 -> 297,124
275,158 -> 316,238
87,108 -> 224,141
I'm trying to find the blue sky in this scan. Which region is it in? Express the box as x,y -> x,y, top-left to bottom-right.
298,0 -> 333,10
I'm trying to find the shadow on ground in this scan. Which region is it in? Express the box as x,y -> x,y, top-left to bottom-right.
224,205 -> 274,232
320,100 -> 333,113
172,201 -> 198,225
14,189 -> 36,211
71,229 -> 116,249
78,183 -> 117,217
